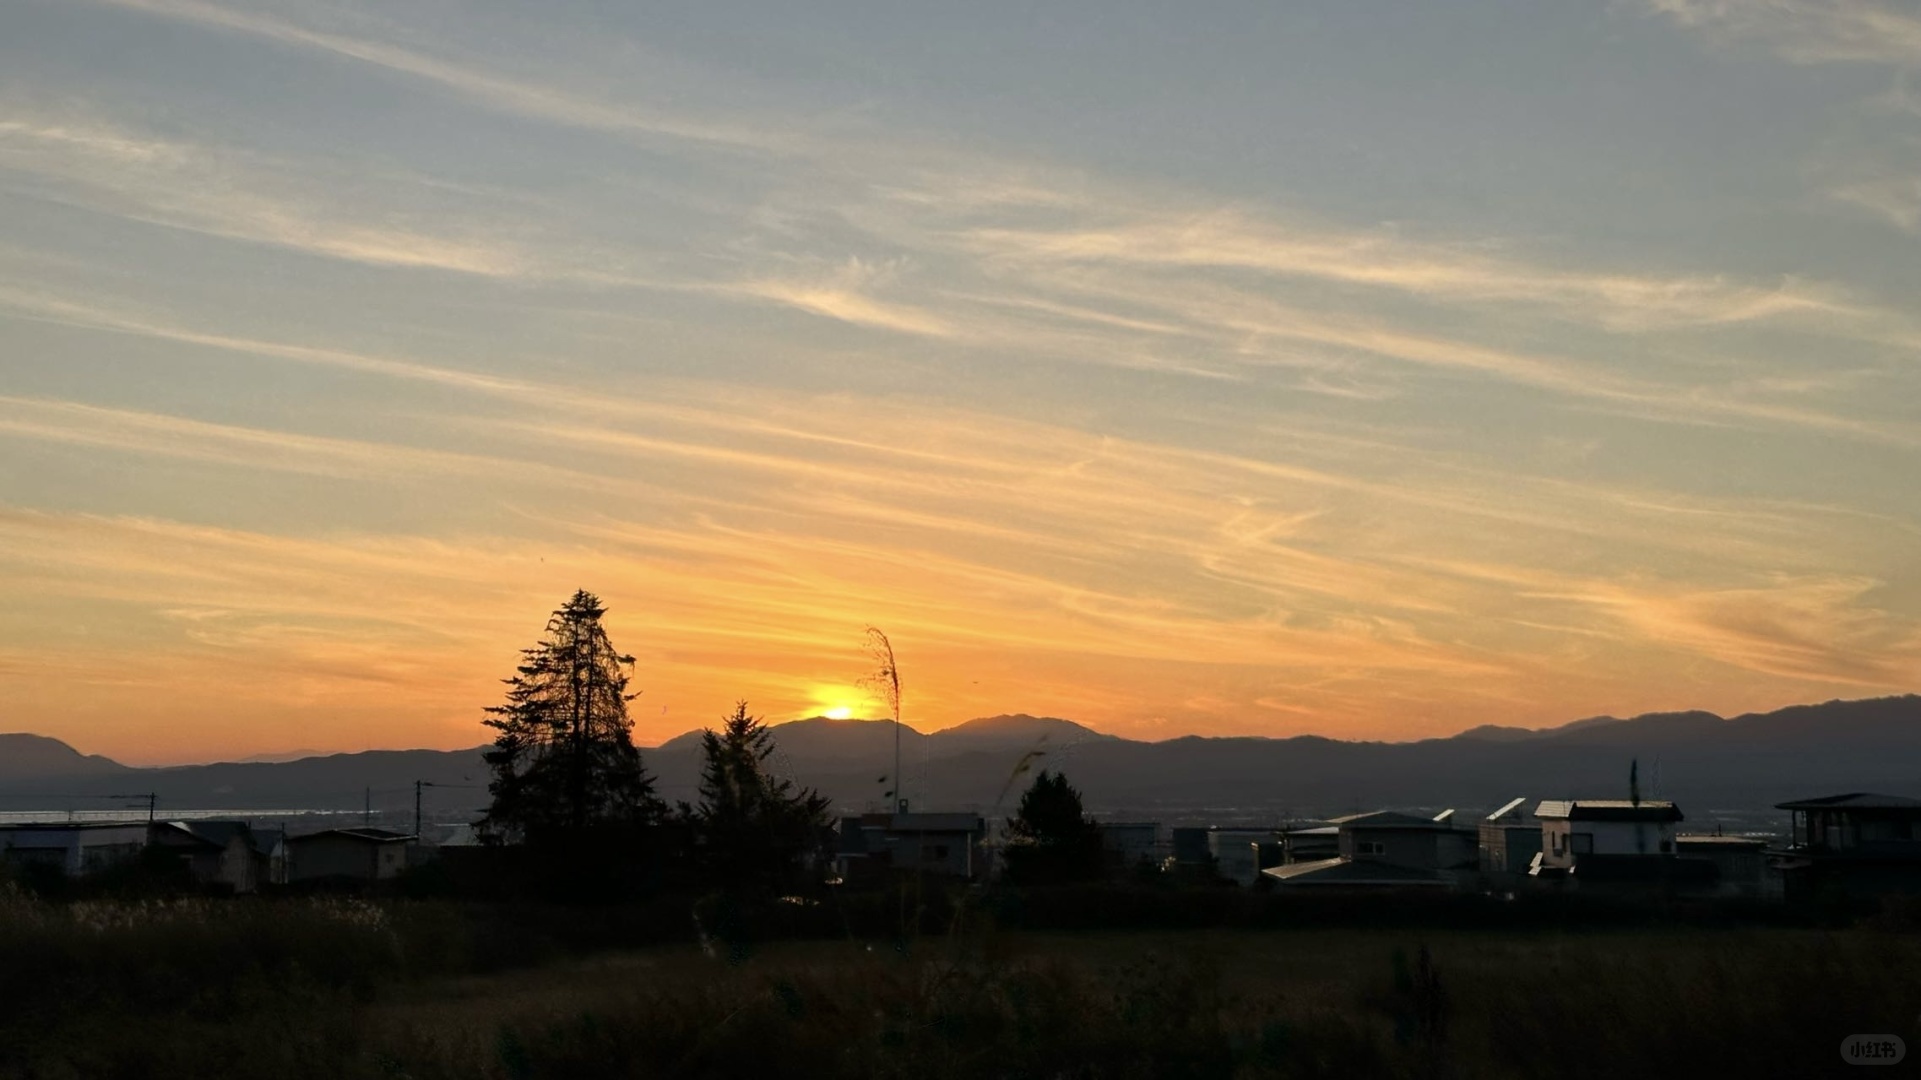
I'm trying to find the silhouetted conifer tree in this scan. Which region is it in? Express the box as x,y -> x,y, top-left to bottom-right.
1002,769 -> 1104,884
688,701 -> 831,892
480,590 -> 660,845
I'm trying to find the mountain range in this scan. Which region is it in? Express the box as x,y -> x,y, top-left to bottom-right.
3,698 -> 1918,823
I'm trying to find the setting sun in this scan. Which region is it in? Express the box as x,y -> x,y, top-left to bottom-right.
806,685 -> 865,722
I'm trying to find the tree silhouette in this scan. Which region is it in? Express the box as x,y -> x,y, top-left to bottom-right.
1002,769 -> 1104,885
689,701 -> 831,892
480,590 -> 660,844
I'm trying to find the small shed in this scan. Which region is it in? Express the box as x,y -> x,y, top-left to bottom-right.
1478,797 -> 1541,881
285,827 -> 414,884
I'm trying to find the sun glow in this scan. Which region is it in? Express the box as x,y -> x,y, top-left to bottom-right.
808,685 -> 864,721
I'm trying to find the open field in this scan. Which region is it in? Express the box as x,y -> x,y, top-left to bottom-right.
3,886 -> 1918,1079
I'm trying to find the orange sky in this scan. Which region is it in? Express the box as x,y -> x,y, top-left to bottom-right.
3,2 -> 1920,764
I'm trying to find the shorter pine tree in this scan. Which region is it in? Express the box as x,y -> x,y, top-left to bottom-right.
689,702 -> 831,893
1002,769 -> 1105,885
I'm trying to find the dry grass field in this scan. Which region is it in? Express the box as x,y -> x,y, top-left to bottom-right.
4,886 -> 1918,1079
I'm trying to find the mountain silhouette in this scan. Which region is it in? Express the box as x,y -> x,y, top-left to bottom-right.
0,733 -> 132,784
3,696 -> 1916,819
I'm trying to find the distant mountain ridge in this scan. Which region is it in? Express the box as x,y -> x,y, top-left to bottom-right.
4,696 -> 1917,818
0,733 -> 131,783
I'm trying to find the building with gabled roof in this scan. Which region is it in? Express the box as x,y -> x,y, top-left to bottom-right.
151,820 -> 261,893
285,827 -> 414,884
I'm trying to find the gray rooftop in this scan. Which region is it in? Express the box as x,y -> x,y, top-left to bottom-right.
1535,800 -> 1682,822
1485,797 -> 1530,823
1326,810 -> 1464,831
287,827 -> 414,844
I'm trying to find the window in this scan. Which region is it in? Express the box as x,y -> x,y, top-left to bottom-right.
1356,840 -> 1386,856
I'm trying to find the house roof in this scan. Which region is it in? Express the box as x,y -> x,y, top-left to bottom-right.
0,821 -> 149,832
1262,857 -> 1451,887
159,820 -> 253,848
1485,797 -> 1530,823
1534,800 -> 1682,822
287,827 -> 414,845
886,813 -> 983,833
1776,793 -> 1921,812
1326,810 -> 1461,831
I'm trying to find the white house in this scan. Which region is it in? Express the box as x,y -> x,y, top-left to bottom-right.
1532,800 -> 1694,887
1263,810 -> 1476,890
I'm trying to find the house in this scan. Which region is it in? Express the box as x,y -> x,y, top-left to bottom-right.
151,821 -> 261,893
1263,810 -> 1476,890
834,812 -> 988,885
284,827 -> 414,884
1768,793 -> 1921,905
253,827 -> 289,886
1278,825 -> 1339,865
1096,822 -> 1160,870
1208,828 -> 1284,886
1478,797 -> 1541,889
0,822 -> 150,878
1674,834 -> 1778,900
1531,800 -> 1709,889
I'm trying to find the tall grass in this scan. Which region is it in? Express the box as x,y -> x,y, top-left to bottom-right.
3,882 -> 1918,1079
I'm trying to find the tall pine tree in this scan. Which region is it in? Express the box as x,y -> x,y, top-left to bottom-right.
480,590 -> 660,844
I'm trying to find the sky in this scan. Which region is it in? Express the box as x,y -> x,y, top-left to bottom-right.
1,0 -> 1918,765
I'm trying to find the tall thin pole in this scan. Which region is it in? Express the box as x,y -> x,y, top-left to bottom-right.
364,786 -> 371,826
414,780 -> 424,840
